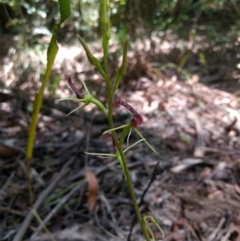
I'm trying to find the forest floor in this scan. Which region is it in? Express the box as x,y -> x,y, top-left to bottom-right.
1,33 -> 240,241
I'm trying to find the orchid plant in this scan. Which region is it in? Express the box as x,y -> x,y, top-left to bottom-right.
59,76 -> 158,174
59,0 -> 163,240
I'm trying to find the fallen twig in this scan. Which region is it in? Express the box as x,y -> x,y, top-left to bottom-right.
30,182 -> 83,239
12,168 -> 70,241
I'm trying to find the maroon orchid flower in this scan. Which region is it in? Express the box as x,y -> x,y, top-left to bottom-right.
112,99 -> 143,128
67,76 -> 82,99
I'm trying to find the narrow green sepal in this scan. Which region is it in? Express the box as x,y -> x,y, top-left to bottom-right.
118,40 -> 128,75
102,124 -> 129,136
116,152 -> 127,180
119,123 -> 132,144
67,103 -> 88,115
113,40 -> 128,92
78,35 -> 106,78
135,129 -> 159,154
123,139 -> 145,153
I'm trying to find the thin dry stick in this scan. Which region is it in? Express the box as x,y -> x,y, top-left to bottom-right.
12,168 -> 70,241
0,171 -> 15,197
99,193 -> 118,224
127,162 -> 162,241
84,120 -> 93,168
94,211 -> 123,241
31,160 -> 119,239
207,217 -> 226,241
31,183 -> 83,239
32,208 -> 56,241
189,112 -> 205,157
0,206 -> 25,217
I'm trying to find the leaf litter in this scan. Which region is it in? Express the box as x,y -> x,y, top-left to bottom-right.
0,35 -> 240,241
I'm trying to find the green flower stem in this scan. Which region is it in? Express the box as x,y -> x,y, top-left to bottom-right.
106,90 -> 151,241
100,0 -> 110,77
98,1 -> 151,239
89,97 -> 108,116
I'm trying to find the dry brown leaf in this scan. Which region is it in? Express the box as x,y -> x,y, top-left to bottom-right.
234,184 -> 240,196
170,158 -> 203,173
0,88 -> 14,102
0,141 -> 20,159
85,171 -> 98,211
208,190 -> 224,200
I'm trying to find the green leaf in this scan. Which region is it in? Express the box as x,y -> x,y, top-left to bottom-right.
47,35 -> 59,71
26,0 -> 71,161
58,0 -> 71,24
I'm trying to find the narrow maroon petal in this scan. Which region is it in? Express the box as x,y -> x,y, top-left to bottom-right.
67,76 -> 82,98
113,99 -> 143,128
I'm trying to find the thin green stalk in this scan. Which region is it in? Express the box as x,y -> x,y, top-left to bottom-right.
79,1 -> 153,239
25,0 -> 71,207
106,88 -> 151,241
103,37 -> 109,77
100,0 -> 110,77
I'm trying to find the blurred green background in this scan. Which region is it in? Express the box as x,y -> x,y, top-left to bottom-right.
0,0 -> 239,44
0,0 -> 239,93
